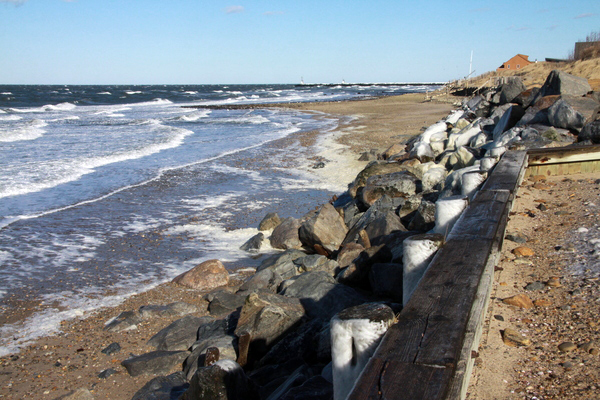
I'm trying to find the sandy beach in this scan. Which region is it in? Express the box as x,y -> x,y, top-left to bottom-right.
0,93 -> 454,399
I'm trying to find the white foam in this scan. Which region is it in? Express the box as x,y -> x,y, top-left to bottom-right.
0,119 -> 47,142
176,109 -> 211,122
42,102 -> 77,112
1,92 -> 13,95
0,115 -> 22,121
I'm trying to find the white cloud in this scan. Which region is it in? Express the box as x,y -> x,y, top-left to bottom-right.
574,13 -> 595,19
225,5 -> 244,14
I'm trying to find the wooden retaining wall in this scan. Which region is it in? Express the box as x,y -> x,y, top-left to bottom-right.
348,145 -> 600,400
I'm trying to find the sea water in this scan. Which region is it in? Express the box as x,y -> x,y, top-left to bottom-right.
0,83 -> 438,355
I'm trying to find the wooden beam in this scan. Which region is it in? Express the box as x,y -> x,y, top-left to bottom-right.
527,144 -> 600,166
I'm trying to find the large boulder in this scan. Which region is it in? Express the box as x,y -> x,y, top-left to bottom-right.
349,162 -> 418,197
497,77 -> 526,104
259,212 -> 282,231
234,292 -> 305,355
299,203 -> 348,254
280,270 -> 367,320
240,232 -> 264,253
147,315 -> 210,351
540,70 -> 592,97
360,171 -> 418,206
548,95 -> 600,132
181,360 -> 259,400
270,218 -> 303,250
363,211 -> 406,244
336,243 -> 366,269
280,376 -> 334,400
172,260 -> 229,291
369,263 -> 404,302
104,310 -> 142,332
492,105 -> 525,139
255,249 -> 305,279
131,372 -> 189,400
407,200 -> 436,232
139,302 -> 204,320
207,290 -> 247,316
238,268 -> 284,294
578,120 -> 600,143
121,351 -> 190,377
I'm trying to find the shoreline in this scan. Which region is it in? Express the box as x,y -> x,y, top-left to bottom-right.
0,93 -> 455,399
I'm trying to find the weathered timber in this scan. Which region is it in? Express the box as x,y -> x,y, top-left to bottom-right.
480,150 -> 527,194
527,144 -> 600,165
349,151 -> 527,400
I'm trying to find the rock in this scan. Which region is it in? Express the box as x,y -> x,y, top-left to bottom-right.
548,95 -> 599,132
207,290 -> 246,315
540,70 -> 592,97
360,171 -> 418,206
259,213 -> 282,231
147,315 -> 208,351
502,293 -> 534,309
513,246 -> 535,257
181,360 -> 259,400
131,372 -> 189,400
139,302 -> 204,320
505,233 -> 527,244
299,203 -> 348,254
101,342 -> 121,355
255,249 -> 306,279
55,389 -> 94,400
407,200 -> 436,232
579,342 -> 596,354
240,233 -> 265,253
104,310 -> 142,332
558,342 -> 577,353
121,350 -> 190,377
421,166 -> 447,192
280,376 -> 333,400
546,276 -> 561,287
293,254 -> 329,273
493,105 -> 526,139
172,260 -> 229,291
502,328 -> 531,347
364,211 -> 406,245
349,162 -> 418,197
337,244 -> 393,286
280,270 -> 367,320
97,368 -> 117,379
382,143 -> 405,160
525,281 -> 546,291
336,243 -> 365,269
497,77 -> 527,104
238,268 -> 283,294
369,263 -> 403,302
408,142 -> 435,162
358,149 -> 379,161
270,218 -> 303,250
578,120 -> 600,143
234,292 -> 305,356
185,334 -> 238,380
534,299 -> 552,307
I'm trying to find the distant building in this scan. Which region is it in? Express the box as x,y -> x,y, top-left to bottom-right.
496,54 -> 533,72
574,41 -> 600,60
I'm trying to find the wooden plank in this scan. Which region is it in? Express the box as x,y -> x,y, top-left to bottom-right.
481,151 -> 527,194
349,359 -> 452,400
527,144 -> 600,166
448,190 -> 510,241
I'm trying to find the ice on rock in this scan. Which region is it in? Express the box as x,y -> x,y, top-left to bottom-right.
434,195 -> 469,235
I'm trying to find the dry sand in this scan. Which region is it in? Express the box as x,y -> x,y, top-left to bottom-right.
0,93 -> 454,400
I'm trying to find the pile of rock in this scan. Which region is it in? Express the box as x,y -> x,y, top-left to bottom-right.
106,70 -> 598,400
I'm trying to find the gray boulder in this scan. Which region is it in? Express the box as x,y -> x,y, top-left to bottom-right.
270,218 -> 302,250
259,213 -> 282,231
349,161 -> 418,197
139,302 -> 203,320
172,259 -> 229,291
497,77 -> 526,104
298,203 -> 348,254
234,292 -> 305,355
548,95 -> 599,132
492,105 -> 525,139
131,372 -> 189,400
579,120 -> 600,143
540,70 -> 592,97
408,200 -> 436,232
336,243 -> 365,269
361,171 -> 418,206
207,290 -> 246,315
256,249 -> 306,278
104,310 -> 141,332
238,268 -> 284,294
364,211 -> 406,245
293,254 -> 329,273
181,360 -> 259,400
185,334 -> 238,380
147,315 -> 209,351
280,270 -> 367,320
121,351 -> 190,377
240,233 -> 264,253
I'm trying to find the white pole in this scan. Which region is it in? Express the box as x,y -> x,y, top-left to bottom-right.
469,50 -> 473,77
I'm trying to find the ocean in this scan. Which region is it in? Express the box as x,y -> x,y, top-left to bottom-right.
0,83 -> 439,355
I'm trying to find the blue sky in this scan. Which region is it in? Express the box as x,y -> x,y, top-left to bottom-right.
1,0 -> 598,84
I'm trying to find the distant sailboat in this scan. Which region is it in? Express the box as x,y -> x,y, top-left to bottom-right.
300,77 -> 305,85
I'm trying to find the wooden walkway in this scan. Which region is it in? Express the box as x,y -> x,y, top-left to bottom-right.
348,145 -> 600,400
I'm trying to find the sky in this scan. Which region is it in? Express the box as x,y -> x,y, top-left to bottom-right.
0,0 -> 598,85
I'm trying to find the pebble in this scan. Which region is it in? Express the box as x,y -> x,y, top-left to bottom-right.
546,277 -> 561,287
98,368 -> 117,379
533,299 -> 552,307
502,328 -> 531,347
562,361 -> 574,370
579,342 -> 596,354
101,342 -> 121,356
502,293 -> 534,309
555,211 -> 570,216
558,342 -> 577,353
513,246 -> 535,257
577,227 -> 589,233
525,281 -> 546,291
536,203 -> 548,211
494,315 -> 505,321
506,233 -> 528,244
